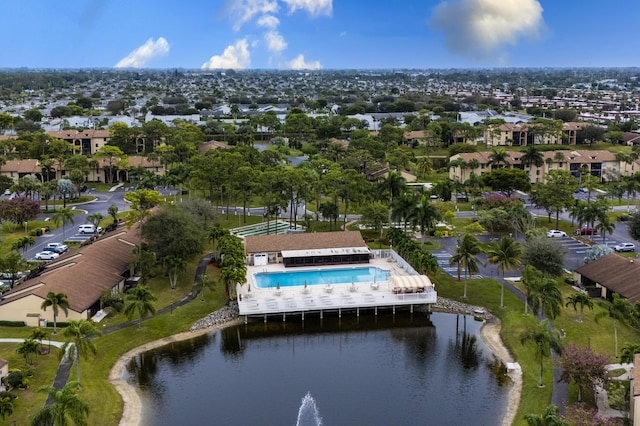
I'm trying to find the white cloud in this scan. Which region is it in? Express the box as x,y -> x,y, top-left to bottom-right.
265,30 -> 287,53
230,0 -> 278,31
282,0 -> 332,17
288,54 -> 321,70
114,37 -> 170,68
257,14 -> 280,29
202,39 -> 251,70
430,0 -> 545,60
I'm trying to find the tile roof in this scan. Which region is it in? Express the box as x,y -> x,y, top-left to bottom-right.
48,129 -> 110,140
245,231 -> 367,254
575,253 -> 640,302
0,224 -> 140,313
3,159 -> 41,174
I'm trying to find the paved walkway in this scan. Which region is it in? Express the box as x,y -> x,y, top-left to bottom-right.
594,363 -> 632,419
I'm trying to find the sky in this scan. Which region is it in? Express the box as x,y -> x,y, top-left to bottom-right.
2,0 -> 639,70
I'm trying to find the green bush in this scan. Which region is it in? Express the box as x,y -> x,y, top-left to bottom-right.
0,320 -> 26,327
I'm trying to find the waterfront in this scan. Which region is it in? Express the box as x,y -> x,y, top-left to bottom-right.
125,312 -> 510,426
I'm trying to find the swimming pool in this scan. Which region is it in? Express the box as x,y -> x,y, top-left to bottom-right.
254,267 -> 390,288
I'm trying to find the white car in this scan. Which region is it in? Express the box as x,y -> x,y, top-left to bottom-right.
35,251 -> 60,260
46,242 -> 68,252
547,230 -> 567,238
614,243 -> 636,252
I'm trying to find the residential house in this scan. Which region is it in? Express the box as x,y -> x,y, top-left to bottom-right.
47,130 -> 111,155
0,224 -> 140,325
573,254 -> 640,302
448,149 -> 620,184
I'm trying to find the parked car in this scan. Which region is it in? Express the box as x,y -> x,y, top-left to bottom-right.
547,230 -> 567,238
46,242 -> 68,252
614,243 -> 636,252
35,251 -> 60,260
575,227 -> 597,235
105,222 -> 118,232
42,246 -> 65,254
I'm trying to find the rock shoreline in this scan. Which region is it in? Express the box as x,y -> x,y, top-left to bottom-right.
190,302 -> 239,331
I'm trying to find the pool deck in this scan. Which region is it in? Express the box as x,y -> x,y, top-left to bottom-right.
237,257 -> 437,320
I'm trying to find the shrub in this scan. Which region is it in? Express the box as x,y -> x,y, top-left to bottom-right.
0,321 -> 25,327
6,371 -> 24,389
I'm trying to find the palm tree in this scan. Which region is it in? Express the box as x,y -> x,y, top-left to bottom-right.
16,338 -> 39,365
620,342 -> 640,363
485,236 -> 523,308
488,147 -> 509,168
411,195 -> 441,245
51,207 -> 75,241
40,292 -> 69,334
391,193 -> 417,232
31,381 -> 89,426
596,214 -> 615,244
449,234 -> 482,299
124,286 -> 157,329
520,319 -> 563,387
61,320 -> 99,383
378,171 -> 406,226
524,404 -> 567,426
520,145 -> 544,170
0,396 -> 13,421
521,265 -> 543,315
528,277 -> 563,320
595,293 -> 636,358
198,274 -> 218,301
565,293 -> 594,323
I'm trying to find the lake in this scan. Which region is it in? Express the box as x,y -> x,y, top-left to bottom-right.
126,312 -> 510,426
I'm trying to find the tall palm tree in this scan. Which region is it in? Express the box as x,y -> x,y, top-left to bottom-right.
31,381 -> 89,426
61,320 -> 99,383
51,207 -> 75,241
378,171 -> 406,226
520,319 -> 564,388
124,286 -> 157,329
449,234 -> 482,299
596,214 -> 615,244
595,293 -> 636,358
391,193 -> 417,232
565,293 -> 594,323
520,145 -> 544,169
528,277 -> 563,320
40,292 -> 69,334
485,236 -> 523,308
521,265 -> 543,315
488,147 -> 509,168
411,195 -> 441,245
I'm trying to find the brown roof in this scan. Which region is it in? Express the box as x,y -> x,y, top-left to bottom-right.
48,129 -> 110,140
0,225 -> 140,313
3,159 -> 41,174
453,149 -> 617,166
245,231 -> 367,254
633,354 -> 640,396
127,155 -> 162,168
575,253 -> 640,302
198,140 -> 230,152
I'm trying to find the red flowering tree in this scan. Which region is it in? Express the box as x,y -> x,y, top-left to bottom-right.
558,344 -> 609,402
562,403 -> 622,426
0,196 -> 40,223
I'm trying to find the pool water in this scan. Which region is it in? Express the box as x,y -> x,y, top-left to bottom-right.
254,266 -> 390,288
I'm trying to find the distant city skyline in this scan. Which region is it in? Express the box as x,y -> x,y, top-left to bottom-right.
3,0 -> 639,70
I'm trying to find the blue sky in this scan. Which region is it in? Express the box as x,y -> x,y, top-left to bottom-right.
2,0 -> 639,70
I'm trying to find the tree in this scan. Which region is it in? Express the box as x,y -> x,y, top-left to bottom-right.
52,207 -> 75,240
595,214 -> 615,244
16,337 -> 39,365
86,213 -> 104,229
520,145 -> 545,169
107,204 -> 119,224
449,234 -> 482,299
558,344 -> 608,402
620,342 -> 640,363
583,244 -> 613,264
198,274 -> 217,300
31,381 -> 89,426
524,404 -> 567,426
533,169 -> 578,228
162,255 -> 186,290
124,285 -> 157,329
486,236 -> 523,308
523,236 -> 567,277
595,293 -> 637,358
96,145 -> 126,184
0,396 -> 13,421
482,168 -> 531,196
41,292 -> 69,334
61,320 -> 100,383
565,293 -> 594,323
488,147 -> 509,167
520,319 -> 563,387
57,179 -> 76,208
0,250 -> 29,289
360,202 -> 389,240
528,277 -> 563,320
0,196 -> 40,223
411,195 -> 441,245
